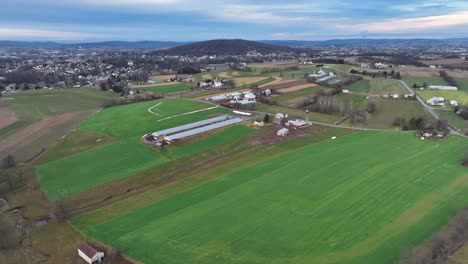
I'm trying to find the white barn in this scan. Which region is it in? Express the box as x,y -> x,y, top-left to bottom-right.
78,242 -> 105,264
427,85 -> 458,91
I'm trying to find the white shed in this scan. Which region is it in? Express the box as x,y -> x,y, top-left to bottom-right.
277,128 -> 289,136
78,242 -> 105,264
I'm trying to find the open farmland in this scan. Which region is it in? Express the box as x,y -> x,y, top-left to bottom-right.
369,79 -> 408,95
343,79 -> 371,93
37,98 -> 231,199
455,78 -> 468,92
75,132 -> 468,264
0,88 -> 116,137
139,83 -> 193,94
402,76 -> 449,87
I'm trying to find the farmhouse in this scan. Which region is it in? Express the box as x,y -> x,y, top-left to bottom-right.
427,96 -> 446,106
427,85 -> 458,91
78,242 -> 105,264
450,100 -> 458,106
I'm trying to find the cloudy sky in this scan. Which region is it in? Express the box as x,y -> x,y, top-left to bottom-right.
2,0 -> 468,42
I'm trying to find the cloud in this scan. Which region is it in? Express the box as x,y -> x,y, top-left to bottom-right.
0,28 -> 104,40
212,4 -> 309,24
339,11 -> 468,32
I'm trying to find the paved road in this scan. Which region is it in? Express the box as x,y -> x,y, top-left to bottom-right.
399,80 -> 467,138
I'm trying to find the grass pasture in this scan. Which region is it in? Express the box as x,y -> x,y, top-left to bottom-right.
369,78 -> 408,95
75,132 -> 468,264
402,76 -> 449,87
140,83 -> 193,94
343,79 -> 371,93
37,98 -> 231,199
455,78 -> 468,92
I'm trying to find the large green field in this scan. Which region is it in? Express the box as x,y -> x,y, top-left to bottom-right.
455,78 -> 468,92
37,98 -> 233,199
402,76 -> 449,87
74,132 -> 468,264
343,79 -> 371,93
369,79 -> 408,95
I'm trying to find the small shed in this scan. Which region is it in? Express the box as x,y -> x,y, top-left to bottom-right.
78,242 -> 105,264
277,128 -> 289,137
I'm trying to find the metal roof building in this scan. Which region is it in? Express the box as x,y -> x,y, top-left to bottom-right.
153,115 -> 228,136
164,118 -> 243,141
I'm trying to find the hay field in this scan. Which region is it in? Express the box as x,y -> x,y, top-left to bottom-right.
75,132 -> 468,264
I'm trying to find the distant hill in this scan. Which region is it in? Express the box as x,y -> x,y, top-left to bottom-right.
162,39 -> 295,56
261,38 -> 468,47
0,41 -> 187,49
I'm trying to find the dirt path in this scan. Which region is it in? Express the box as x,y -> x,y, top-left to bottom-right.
0,105 -> 18,130
278,83 -> 318,93
259,76 -> 283,88
0,111 -> 92,163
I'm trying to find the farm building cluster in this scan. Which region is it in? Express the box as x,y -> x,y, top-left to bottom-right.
426,96 -> 458,107
205,90 -> 270,105
274,113 -> 311,137
143,114 -> 244,146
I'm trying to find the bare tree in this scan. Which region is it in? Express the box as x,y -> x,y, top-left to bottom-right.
1,155 -> 16,169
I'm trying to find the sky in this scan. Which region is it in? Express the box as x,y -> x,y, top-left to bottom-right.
2,0 -> 468,42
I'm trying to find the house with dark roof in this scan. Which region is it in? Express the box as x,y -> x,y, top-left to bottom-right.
78,242 -> 105,264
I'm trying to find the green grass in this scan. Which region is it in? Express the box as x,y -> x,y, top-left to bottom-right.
36,129 -> 117,164
38,125 -> 254,200
369,79 -> 408,95
454,78 -> 468,92
402,76 -> 449,87
80,98 -> 226,138
343,80 -> 371,93
344,99 -> 435,129
0,88 -> 116,137
38,140 -> 169,200
275,86 -> 328,103
418,90 -> 468,106
140,83 -> 193,94
76,132 -> 468,264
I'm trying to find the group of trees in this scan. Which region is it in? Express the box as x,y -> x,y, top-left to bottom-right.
398,208 -> 468,264
350,69 -> 401,79
439,70 -> 459,88
454,105 -> 468,120
177,66 -> 201,74
102,92 -> 163,108
100,75 -> 128,93
392,117 -> 449,135
298,88 -> 343,110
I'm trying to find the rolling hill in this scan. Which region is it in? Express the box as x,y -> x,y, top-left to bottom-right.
161,39 -> 296,56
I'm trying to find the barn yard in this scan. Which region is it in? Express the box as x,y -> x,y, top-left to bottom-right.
73,132 -> 468,264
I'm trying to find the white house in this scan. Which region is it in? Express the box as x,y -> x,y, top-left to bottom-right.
275,113 -> 285,119
277,128 -> 289,136
427,96 -> 446,106
213,81 -> 223,88
243,92 -> 256,101
78,242 -> 105,264
427,85 -> 458,91
450,100 -> 459,106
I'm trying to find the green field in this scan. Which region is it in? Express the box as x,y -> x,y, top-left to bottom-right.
369,79 -> 408,95
140,83 -> 193,94
455,78 -> 468,92
37,98 -> 233,199
402,76 -> 449,87
343,79 -> 371,93
74,132 -> 468,264
0,88 -> 116,137
265,67 -> 319,79
275,86 -> 328,103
